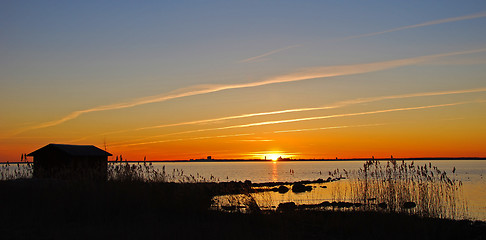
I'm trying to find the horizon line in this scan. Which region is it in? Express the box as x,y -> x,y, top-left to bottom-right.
4,156 -> 486,164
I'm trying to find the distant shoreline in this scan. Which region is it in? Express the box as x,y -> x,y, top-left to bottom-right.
114,157 -> 486,163
133,157 -> 486,163
2,157 -> 486,164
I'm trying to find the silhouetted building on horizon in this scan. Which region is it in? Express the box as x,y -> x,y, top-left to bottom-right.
189,156 -> 214,162
27,143 -> 112,180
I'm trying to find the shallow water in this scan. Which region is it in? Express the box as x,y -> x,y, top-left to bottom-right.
152,160 -> 485,183
153,160 -> 486,221
2,159 -> 485,220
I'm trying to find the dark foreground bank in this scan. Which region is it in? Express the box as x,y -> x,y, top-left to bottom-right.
1,179 -> 485,240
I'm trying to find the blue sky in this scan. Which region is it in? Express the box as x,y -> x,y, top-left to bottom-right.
1,1 -> 486,160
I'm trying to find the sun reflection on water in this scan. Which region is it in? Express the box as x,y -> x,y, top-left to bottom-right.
271,161 -> 278,182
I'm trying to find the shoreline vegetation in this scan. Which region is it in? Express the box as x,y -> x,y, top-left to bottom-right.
1,160 -> 485,239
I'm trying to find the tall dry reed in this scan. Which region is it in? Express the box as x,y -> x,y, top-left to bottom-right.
107,161 -> 215,183
341,160 -> 467,219
0,162 -> 33,180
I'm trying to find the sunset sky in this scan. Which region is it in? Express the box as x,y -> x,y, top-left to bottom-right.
1,1 -> 486,161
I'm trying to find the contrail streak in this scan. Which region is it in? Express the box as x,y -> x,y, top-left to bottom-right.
183,102 -> 472,130
106,86 -> 486,136
239,45 -> 301,63
343,11 -> 486,40
14,47 -> 486,136
273,123 -> 386,133
115,100 -> 482,147
238,139 -> 274,142
119,133 -> 254,147
118,124 -> 379,147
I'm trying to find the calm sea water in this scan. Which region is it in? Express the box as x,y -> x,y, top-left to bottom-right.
151,160 -> 484,183
151,160 -> 486,221
2,159 -> 485,220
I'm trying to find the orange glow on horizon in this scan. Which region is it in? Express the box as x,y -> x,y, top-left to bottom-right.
2,3 -> 486,163
267,154 -> 280,161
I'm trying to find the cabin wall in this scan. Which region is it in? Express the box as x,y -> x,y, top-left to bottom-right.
71,156 -> 108,180
34,153 -> 108,180
33,151 -> 69,178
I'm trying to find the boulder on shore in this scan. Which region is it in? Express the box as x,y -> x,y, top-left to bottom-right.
403,201 -> 416,209
277,185 -> 289,193
277,202 -> 297,212
292,183 -> 312,193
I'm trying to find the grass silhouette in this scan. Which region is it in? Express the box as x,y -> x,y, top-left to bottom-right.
0,160 -> 484,239
327,159 -> 468,219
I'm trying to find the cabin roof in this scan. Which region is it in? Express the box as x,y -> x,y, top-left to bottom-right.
27,144 -> 112,157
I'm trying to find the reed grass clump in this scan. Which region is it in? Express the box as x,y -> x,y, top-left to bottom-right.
107,161 -> 214,183
344,160 -> 467,219
1,160 -> 214,183
107,161 -> 167,182
0,162 -> 33,180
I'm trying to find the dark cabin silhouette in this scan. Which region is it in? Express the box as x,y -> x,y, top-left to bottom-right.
27,144 -> 112,180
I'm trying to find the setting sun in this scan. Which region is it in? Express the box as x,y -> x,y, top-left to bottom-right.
256,152 -> 295,161
1,2 -> 486,237
1,1 -> 486,163
266,154 -> 281,161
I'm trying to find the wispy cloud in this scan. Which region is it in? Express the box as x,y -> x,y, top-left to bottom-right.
239,45 -> 301,63
178,101 -> 475,131
115,100 -> 483,147
13,48 -> 486,136
273,123 -> 385,133
238,139 -> 274,142
423,57 -> 486,66
99,86 -> 486,138
119,133 -> 254,147
343,11 -> 486,40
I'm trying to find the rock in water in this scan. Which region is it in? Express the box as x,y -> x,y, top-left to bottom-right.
292,183 -> 312,193
277,202 -> 296,212
277,185 -> 289,193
